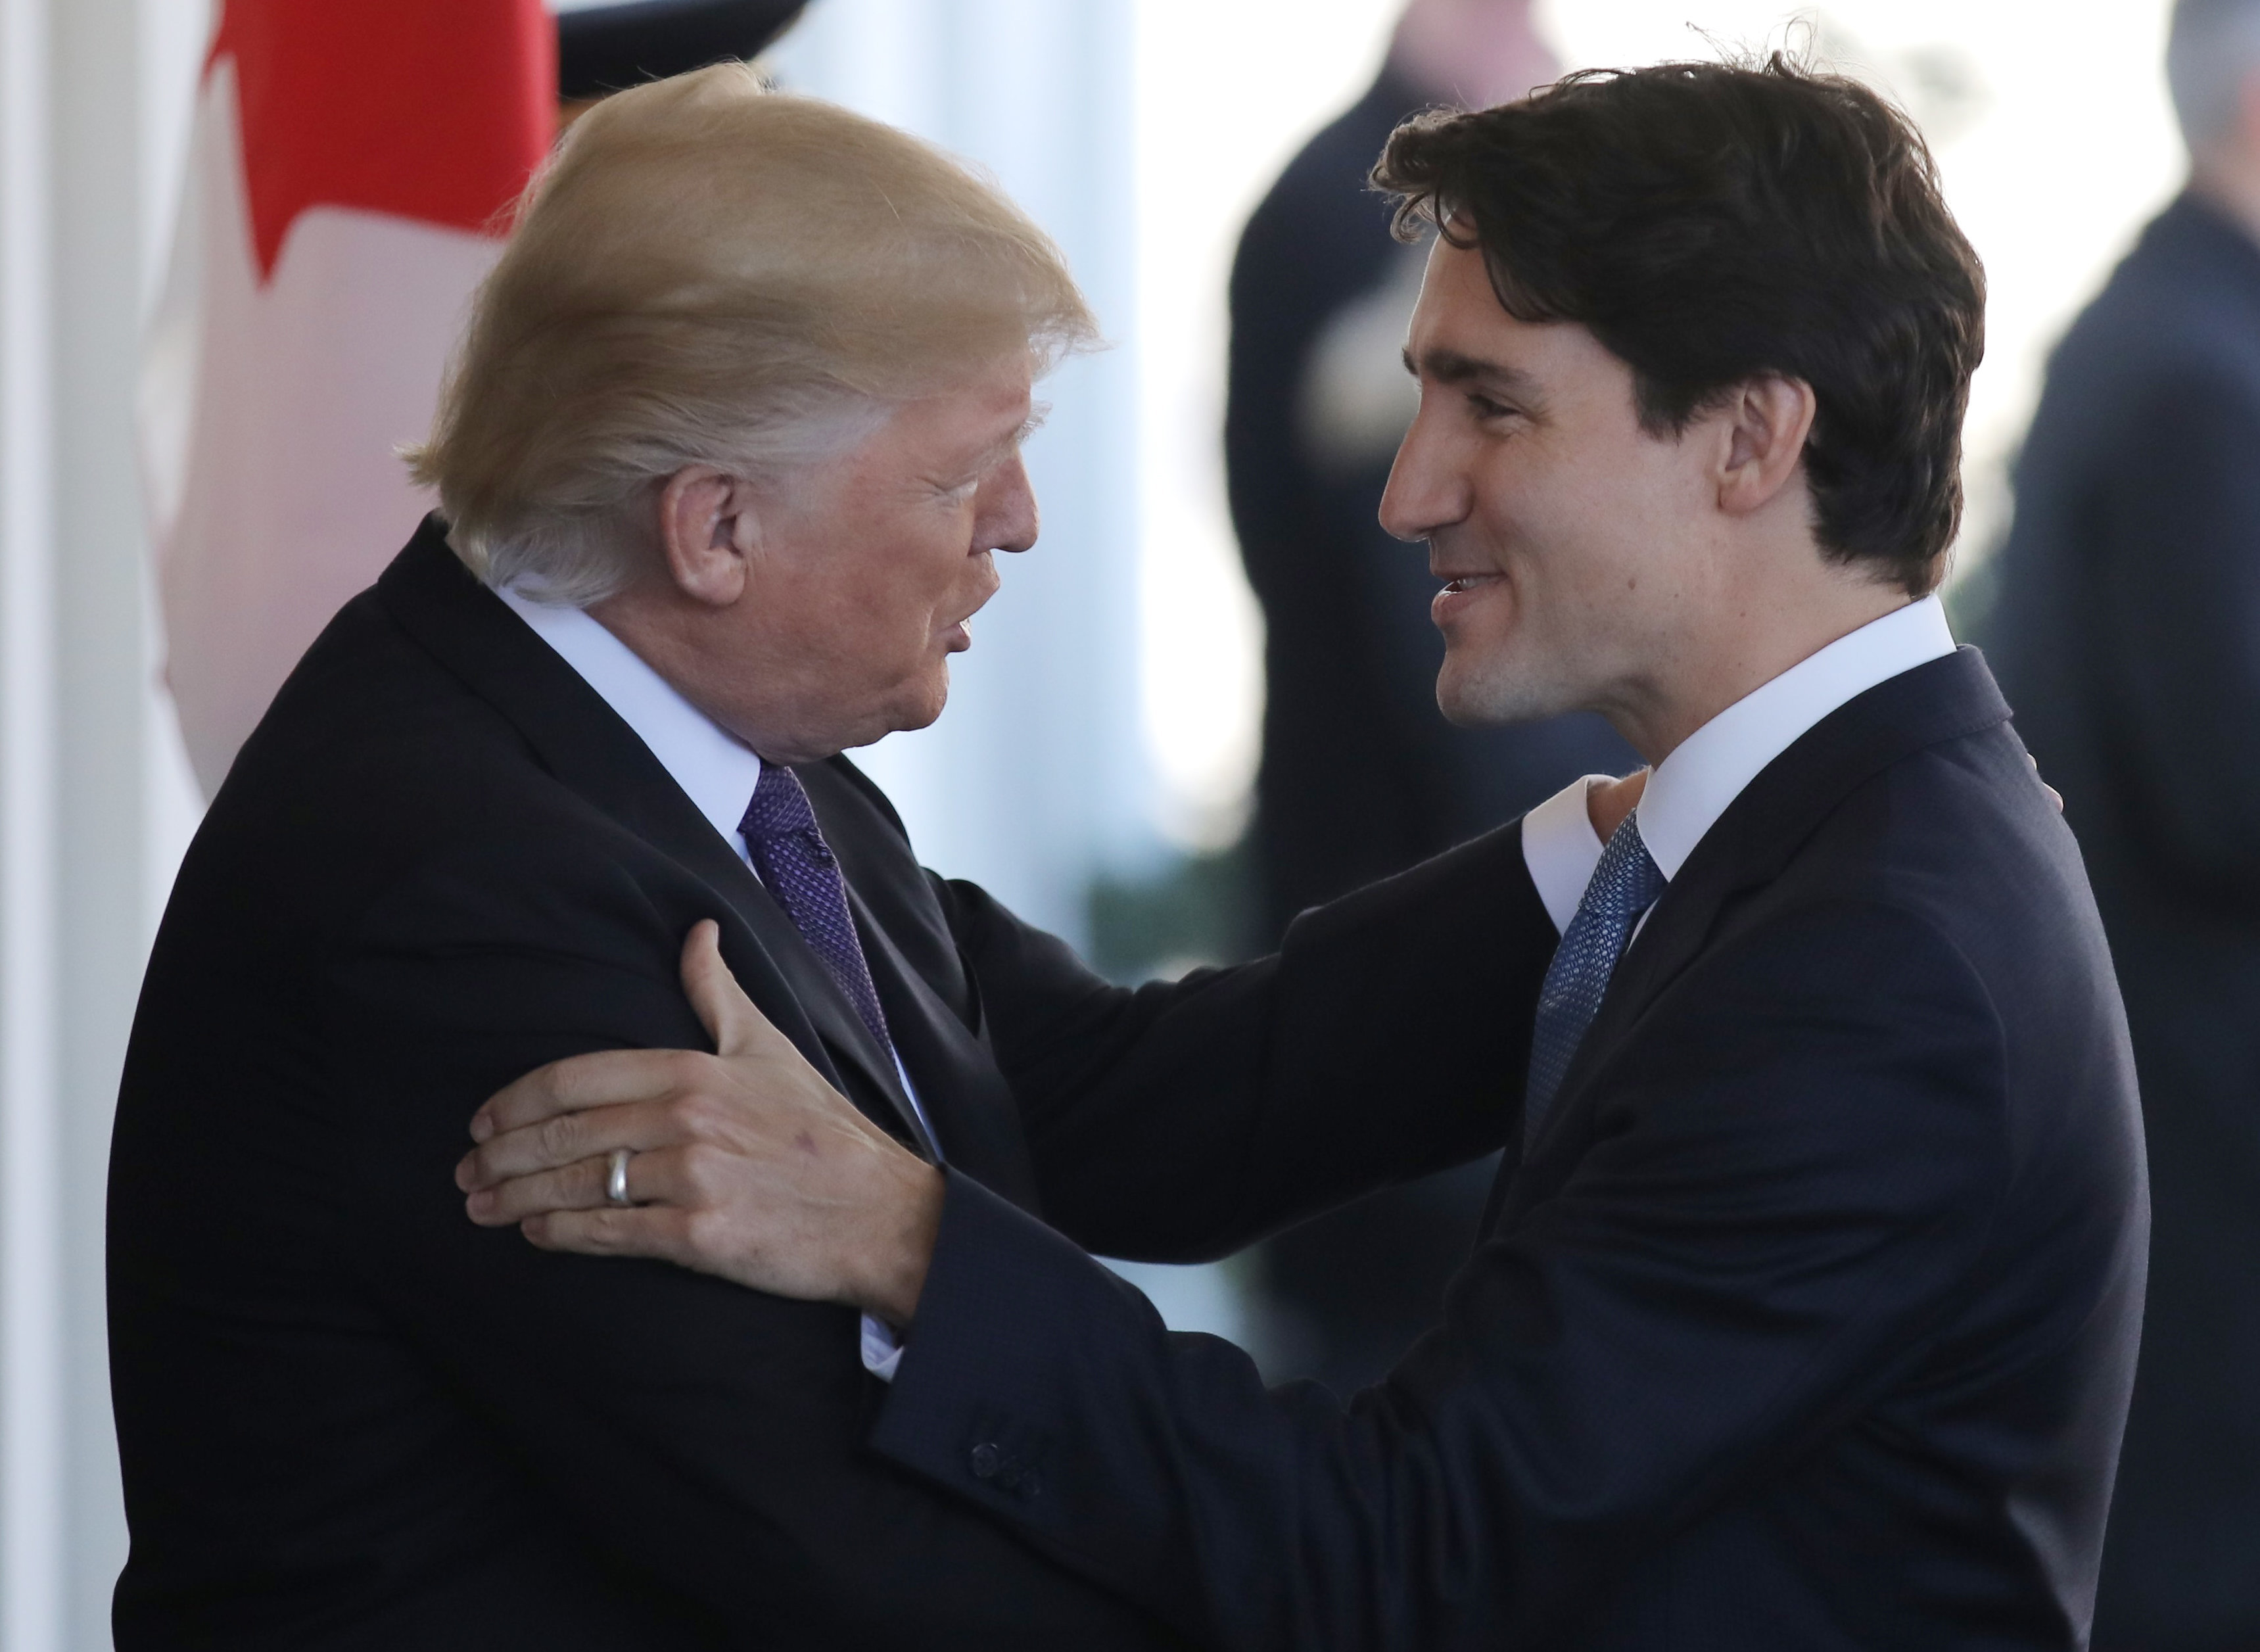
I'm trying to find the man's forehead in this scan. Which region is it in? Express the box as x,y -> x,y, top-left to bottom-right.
1407,245 -> 1529,364
1403,248 -> 1607,392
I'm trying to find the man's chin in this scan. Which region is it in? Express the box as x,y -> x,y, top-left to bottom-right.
848,675 -> 949,749
1436,661 -> 1575,728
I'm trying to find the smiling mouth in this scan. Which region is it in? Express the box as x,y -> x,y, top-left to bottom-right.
1438,573 -> 1504,594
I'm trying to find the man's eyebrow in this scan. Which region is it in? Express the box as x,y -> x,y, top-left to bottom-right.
981,402 -> 1050,465
1402,345 -> 1542,399
949,403 -> 1048,479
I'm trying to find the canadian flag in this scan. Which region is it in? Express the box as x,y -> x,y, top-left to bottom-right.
141,0 -> 553,796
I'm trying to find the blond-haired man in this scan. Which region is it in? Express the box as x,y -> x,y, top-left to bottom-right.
107,67 -> 1534,1647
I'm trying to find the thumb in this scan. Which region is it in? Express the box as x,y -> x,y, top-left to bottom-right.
680,919 -> 777,1058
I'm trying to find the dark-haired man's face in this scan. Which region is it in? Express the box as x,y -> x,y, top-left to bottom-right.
1382,238 -> 1745,741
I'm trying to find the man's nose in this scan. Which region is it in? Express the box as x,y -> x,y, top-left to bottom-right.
981,455 -> 1039,555
1377,404 -> 1467,545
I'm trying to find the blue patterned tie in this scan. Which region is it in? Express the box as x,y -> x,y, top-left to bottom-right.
739,765 -> 897,1064
1524,809 -> 1666,1146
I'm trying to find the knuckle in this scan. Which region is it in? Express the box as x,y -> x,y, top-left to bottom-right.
535,1112 -> 581,1162
678,1142 -> 725,1196
671,1091 -> 722,1139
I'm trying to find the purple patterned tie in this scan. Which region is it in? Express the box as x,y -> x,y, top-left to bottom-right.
738,765 -> 896,1062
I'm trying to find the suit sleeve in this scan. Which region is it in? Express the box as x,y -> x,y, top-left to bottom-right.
935,822 -> 1559,1262
868,901 -> 2010,1651
2092,362 -> 2260,912
321,839 -> 1188,1649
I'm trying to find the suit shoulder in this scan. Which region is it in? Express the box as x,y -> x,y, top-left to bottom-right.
1776,724 -> 2131,1118
176,602 -> 664,958
1789,727 -> 2088,929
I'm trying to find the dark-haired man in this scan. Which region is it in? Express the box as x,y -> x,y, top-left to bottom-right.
462,60 -> 2146,1649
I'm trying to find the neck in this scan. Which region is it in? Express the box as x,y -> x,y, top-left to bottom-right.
586,586 -> 832,766
2190,145 -> 2260,247
1605,578 -> 1914,767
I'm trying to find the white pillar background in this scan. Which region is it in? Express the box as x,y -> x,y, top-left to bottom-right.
2,0 -> 208,1645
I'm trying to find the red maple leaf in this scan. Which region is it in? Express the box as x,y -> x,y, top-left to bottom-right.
209,0 -> 555,282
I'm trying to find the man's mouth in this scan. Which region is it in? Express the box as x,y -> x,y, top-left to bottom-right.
1438,573 -> 1503,594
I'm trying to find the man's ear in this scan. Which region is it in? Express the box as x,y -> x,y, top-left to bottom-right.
655,466 -> 760,607
1716,375 -> 1818,518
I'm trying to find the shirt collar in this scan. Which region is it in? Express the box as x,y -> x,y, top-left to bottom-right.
496,586 -> 765,857
1634,594 -> 1956,880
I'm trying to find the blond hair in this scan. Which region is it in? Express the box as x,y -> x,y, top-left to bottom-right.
407,65 -> 1098,603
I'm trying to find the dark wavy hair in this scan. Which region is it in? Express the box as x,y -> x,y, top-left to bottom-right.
1374,57 -> 1984,596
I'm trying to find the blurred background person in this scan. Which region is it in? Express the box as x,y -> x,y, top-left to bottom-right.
1983,0 -> 2260,1643
1225,0 -> 1634,1392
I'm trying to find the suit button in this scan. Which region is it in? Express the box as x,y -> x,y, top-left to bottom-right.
970,1442 -> 1002,1480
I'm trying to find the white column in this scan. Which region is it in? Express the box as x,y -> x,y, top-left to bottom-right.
1,0 -> 200,1642
0,0 -> 64,1642
47,0 -> 152,1633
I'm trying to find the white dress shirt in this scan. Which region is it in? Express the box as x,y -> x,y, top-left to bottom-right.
498,588 -> 918,1379
1521,594 -> 1959,935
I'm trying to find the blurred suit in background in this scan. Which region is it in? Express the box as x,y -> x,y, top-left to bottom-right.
1985,3 -> 2260,1642
1225,0 -> 1632,1391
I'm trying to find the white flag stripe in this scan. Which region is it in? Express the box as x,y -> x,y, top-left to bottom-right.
141,62 -> 502,795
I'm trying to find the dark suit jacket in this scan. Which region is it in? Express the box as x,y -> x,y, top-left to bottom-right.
868,649 -> 2150,1651
1982,193 -> 2260,1649
106,518 -> 1544,1649
1227,65 -> 1632,940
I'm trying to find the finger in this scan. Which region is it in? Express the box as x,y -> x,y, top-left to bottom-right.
469,1137 -> 705,1225
473,1047 -> 716,1143
521,1203 -> 694,1266
458,1095 -> 687,1191
680,920 -> 789,1060
466,1152 -> 615,1224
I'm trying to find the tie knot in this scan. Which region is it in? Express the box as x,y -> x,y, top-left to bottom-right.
739,763 -> 817,845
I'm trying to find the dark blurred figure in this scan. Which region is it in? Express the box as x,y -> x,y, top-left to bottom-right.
1985,2 -> 2260,1644
1227,0 -> 1632,1391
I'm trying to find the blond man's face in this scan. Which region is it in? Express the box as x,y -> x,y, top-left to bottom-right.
717,356 -> 1042,757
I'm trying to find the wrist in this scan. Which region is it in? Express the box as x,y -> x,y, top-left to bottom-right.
857,1159 -> 945,1327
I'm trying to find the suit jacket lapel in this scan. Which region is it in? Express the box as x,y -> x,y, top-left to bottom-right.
1509,649 -> 2016,1183
373,519 -> 916,1139
845,882 -> 1044,1212
799,758 -> 1044,1213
